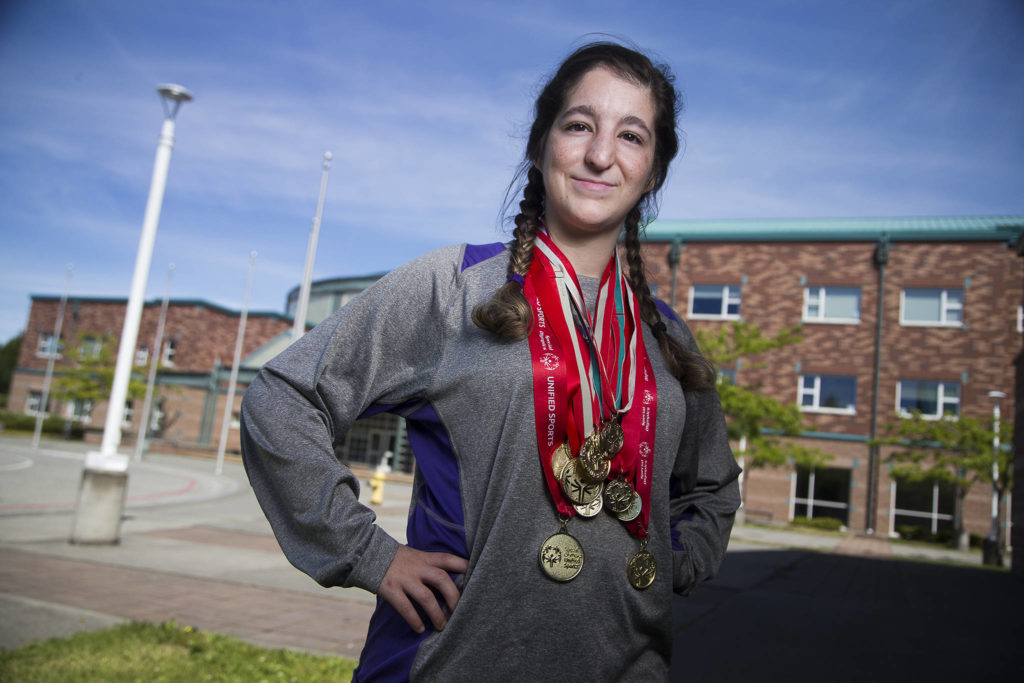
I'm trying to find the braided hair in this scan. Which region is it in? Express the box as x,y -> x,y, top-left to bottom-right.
472,41 -> 715,391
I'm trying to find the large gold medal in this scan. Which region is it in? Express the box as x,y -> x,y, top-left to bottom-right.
550,442 -> 572,479
615,490 -> 642,523
578,431 -> 610,484
600,418 -> 624,456
627,540 -> 657,590
539,525 -> 584,582
603,478 -> 635,514
574,494 -> 603,518
560,460 -> 602,505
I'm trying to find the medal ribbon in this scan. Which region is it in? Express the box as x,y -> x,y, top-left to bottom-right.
527,233 -> 658,537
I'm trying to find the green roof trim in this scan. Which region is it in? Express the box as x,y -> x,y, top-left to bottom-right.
643,215 -> 1024,244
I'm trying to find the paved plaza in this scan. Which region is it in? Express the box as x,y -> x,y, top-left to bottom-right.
0,435 -> 1019,680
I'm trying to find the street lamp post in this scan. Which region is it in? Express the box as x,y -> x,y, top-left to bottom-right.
70,84 -> 192,545
292,151 -> 332,340
983,391 -> 1006,566
31,264 -> 72,449
132,263 -> 174,462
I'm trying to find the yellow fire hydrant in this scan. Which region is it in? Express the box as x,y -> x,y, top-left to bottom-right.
369,450 -> 392,506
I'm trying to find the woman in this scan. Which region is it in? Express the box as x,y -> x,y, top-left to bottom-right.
241,41 -> 740,681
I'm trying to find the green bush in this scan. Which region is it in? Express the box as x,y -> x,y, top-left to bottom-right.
0,410 -> 84,439
791,515 -> 844,532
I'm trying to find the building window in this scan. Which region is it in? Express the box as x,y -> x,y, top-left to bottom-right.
689,284 -> 741,320
803,286 -> 860,323
36,333 -> 62,358
67,398 -> 93,423
717,368 -> 737,385
135,345 -> 149,366
162,338 -> 177,367
897,379 -> 960,419
80,335 -> 103,359
799,374 -> 856,414
793,465 -> 850,525
26,390 -> 46,415
122,400 -> 134,428
889,476 -> 954,538
900,287 -> 963,326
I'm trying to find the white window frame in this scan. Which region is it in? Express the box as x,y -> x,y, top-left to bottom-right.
888,477 -> 954,537
122,399 -> 134,428
900,287 -> 963,327
66,398 -> 93,423
135,345 -> 149,366
80,335 -> 103,360
802,286 -> 861,324
896,379 -> 960,419
26,390 -> 45,415
688,284 -> 742,320
36,333 -> 62,358
798,374 -> 857,415
161,338 -> 176,367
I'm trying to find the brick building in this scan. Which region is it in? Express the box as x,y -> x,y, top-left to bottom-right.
641,215 -> 1022,540
11,215 -> 1022,541
10,297 -> 292,455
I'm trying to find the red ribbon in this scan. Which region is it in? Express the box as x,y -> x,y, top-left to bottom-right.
525,238 -> 657,537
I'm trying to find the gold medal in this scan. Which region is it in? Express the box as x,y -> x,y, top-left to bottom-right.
539,522 -> 584,582
615,490 -> 642,522
560,460 -> 602,505
578,431 -> 610,484
550,442 -> 572,478
603,478 -> 634,514
600,418 -> 624,456
627,538 -> 656,590
574,494 -> 603,518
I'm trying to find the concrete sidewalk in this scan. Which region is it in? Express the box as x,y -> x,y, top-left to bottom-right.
1,435 -> 1019,680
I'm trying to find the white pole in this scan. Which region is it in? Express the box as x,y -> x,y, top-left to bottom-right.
888,481 -> 896,537
292,151 -> 332,340
71,84 -> 191,545
808,468 -> 816,520
133,263 -> 174,462
32,264 -> 73,449
87,98 -> 188,472
989,394 -> 1003,540
215,251 -> 257,476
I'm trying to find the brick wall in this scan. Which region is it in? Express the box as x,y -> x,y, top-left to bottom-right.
641,238 -> 1020,535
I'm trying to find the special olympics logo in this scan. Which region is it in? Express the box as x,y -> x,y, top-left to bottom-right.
541,353 -> 559,371
638,442 -> 651,458
642,389 -> 655,406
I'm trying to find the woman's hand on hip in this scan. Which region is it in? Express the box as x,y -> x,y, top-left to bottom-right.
377,545 -> 468,634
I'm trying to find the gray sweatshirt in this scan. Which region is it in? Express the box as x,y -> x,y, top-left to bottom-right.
240,243 -> 741,682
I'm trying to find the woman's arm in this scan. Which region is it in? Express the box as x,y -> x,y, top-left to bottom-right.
240,245 -> 468,630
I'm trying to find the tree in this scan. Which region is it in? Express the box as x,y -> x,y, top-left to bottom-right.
52,333 -> 148,425
0,333 -> 23,404
880,411 -> 1013,551
696,322 -> 832,521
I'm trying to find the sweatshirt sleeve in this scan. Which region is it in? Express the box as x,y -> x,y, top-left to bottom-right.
666,320 -> 743,596
239,246 -> 460,594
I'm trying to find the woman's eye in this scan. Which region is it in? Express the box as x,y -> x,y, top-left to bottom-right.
620,132 -> 643,144
566,122 -> 590,132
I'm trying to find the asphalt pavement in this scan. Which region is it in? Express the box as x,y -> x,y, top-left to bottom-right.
0,434 -> 1019,681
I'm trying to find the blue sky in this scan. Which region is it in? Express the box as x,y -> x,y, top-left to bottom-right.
1,0 -> 1022,344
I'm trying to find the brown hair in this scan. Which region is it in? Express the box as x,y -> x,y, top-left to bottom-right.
472,41 -> 715,391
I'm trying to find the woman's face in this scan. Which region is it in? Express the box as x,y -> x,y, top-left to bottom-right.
538,65 -> 657,244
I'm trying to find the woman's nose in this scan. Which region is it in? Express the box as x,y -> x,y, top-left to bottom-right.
584,132 -> 614,171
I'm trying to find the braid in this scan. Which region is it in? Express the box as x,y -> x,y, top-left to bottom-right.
472,167 -> 544,339
623,210 -> 716,391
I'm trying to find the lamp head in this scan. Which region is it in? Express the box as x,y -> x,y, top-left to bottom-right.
156,83 -> 193,120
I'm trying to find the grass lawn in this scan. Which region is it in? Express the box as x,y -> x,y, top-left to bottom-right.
0,621 -> 356,682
